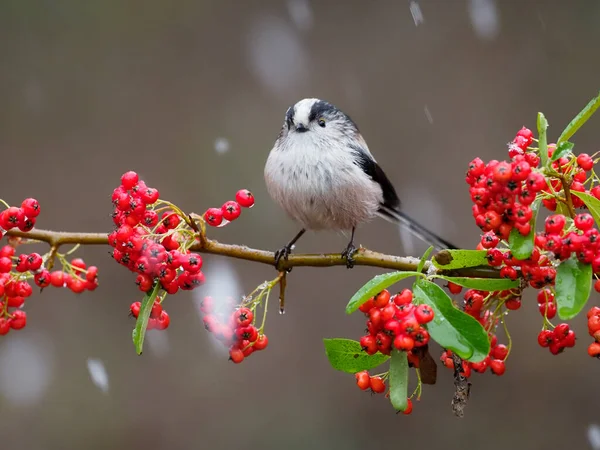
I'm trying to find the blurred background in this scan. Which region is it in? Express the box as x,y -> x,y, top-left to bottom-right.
1,1 -> 600,449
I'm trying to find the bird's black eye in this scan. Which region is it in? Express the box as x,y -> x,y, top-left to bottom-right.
317,118 -> 326,128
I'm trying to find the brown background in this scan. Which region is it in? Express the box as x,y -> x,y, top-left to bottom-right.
1,1 -> 599,449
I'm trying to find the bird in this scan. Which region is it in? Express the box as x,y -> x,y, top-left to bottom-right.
264,98 -> 456,269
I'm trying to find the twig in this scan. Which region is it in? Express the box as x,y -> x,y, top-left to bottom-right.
5,228 -> 501,277
451,353 -> 471,418
278,271 -> 287,314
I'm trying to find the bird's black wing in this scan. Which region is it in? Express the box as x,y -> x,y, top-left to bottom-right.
350,145 -> 456,250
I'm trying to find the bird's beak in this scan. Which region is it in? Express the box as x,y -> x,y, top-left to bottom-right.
295,123 -> 308,133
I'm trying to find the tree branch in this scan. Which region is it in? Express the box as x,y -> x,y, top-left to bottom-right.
5,228 -> 500,277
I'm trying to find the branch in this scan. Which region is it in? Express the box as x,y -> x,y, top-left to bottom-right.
5,228 -> 501,277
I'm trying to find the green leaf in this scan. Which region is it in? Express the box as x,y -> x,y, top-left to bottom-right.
435,275 -> 519,291
557,91 -> 600,144
413,279 -> 490,362
549,141 -> 574,162
556,201 -> 571,217
345,271 -> 422,314
555,256 -> 593,320
132,282 -> 161,355
389,350 -> 408,412
431,249 -> 488,270
417,246 -> 434,274
323,338 -> 390,373
508,198 -> 541,259
571,190 -> 600,227
538,112 -> 549,168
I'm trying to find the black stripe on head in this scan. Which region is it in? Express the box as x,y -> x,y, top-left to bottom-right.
308,100 -> 337,123
285,106 -> 294,129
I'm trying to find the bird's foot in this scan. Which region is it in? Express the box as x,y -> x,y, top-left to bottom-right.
341,243 -> 358,269
274,245 -> 292,270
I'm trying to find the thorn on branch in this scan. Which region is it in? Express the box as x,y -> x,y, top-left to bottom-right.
278,271 -> 287,314
451,353 -> 471,418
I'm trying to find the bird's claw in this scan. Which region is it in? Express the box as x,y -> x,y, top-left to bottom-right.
341,243 -> 357,269
274,246 -> 292,269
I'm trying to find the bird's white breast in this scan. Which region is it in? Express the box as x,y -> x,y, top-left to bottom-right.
264,134 -> 383,231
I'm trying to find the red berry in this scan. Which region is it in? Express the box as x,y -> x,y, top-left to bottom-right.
393,289 -> 413,306
588,342 -> 600,358
204,208 -> 223,227
121,171 -> 139,190
9,310 -> 27,330
493,161 -> 512,183
253,334 -> 269,351
21,198 -> 41,218
0,318 -> 9,336
480,231 -> 500,249
539,301 -> 557,319
574,213 -> 594,231
537,330 -> 553,348
374,289 -> 391,308
229,347 -> 245,364
233,307 -> 254,327
235,189 -> 255,208
505,297 -> 521,310
222,201 -> 241,221
447,281 -> 463,295
576,153 -> 594,171
554,323 -> 570,339
490,359 -> 506,375
403,398 -> 413,415
34,269 -> 51,288
181,254 -> 203,273
414,304 -> 434,324
393,334 -> 415,351
359,298 -> 375,313
545,214 -> 566,234
355,371 -> 370,390
369,376 -> 386,394
26,252 -> 43,271
156,311 -> 170,330
492,344 -> 508,360
130,301 -> 141,318
360,335 -> 378,355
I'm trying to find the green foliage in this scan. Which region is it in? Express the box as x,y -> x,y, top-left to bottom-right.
538,112 -> 549,168
549,141 -> 574,162
431,249 -> 488,270
413,279 -> 490,362
389,350 -> 409,411
323,338 -> 390,373
555,256 -> 593,320
345,271 -> 422,314
436,275 -> 519,291
557,91 -> 600,144
508,198 -> 541,259
132,282 -> 161,355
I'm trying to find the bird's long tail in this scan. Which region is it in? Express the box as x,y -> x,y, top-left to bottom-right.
377,206 -> 457,251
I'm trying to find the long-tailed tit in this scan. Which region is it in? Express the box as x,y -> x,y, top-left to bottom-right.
264,98 -> 456,268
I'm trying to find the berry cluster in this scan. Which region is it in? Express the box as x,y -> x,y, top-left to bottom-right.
464,126 -> 600,361
198,296 -> 268,364
0,198 -> 40,236
203,189 -> 254,227
109,171 -> 207,328
467,127 -> 542,240
351,289 -> 434,413
0,198 -> 97,336
358,289 -> 434,355
440,285 -> 509,375
586,307 -> 600,358
537,323 -> 576,355
130,299 -> 170,330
